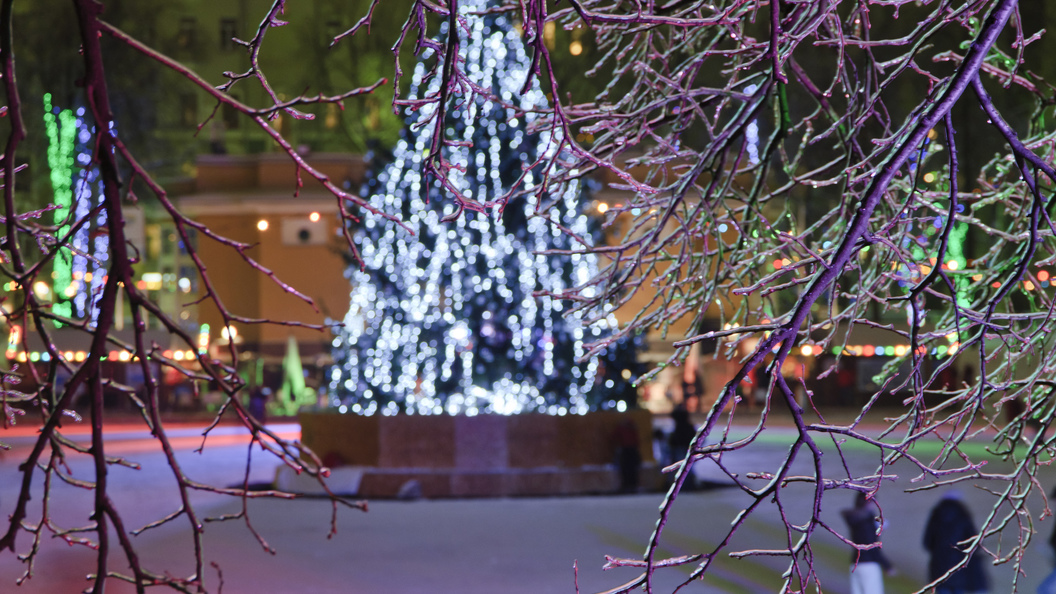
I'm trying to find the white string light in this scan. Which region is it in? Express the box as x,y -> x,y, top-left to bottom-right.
328,0 -> 627,416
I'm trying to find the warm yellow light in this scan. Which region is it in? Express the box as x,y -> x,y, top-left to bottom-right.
947,260 -> 958,271
74,351 -> 86,362
800,345 -> 813,357
972,274 -> 983,281
597,203 -> 609,214
32,281 -> 50,299
173,350 -> 185,361
543,21 -> 556,49
894,345 -> 908,357
309,212 -> 321,222
1025,280 -> 1036,291
257,219 -> 269,231
569,41 -> 583,55
923,172 -> 935,183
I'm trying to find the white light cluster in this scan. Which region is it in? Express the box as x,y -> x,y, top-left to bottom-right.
329,0 -> 620,415
744,84 -> 761,166
70,109 -> 109,323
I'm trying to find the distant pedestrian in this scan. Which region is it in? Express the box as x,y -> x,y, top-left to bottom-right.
754,363 -> 772,408
923,491 -> 989,594
248,386 -> 269,423
668,406 -> 697,490
1038,486 -> 1056,594
682,368 -> 703,413
611,418 -> 641,493
841,492 -> 893,594
652,428 -> 668,468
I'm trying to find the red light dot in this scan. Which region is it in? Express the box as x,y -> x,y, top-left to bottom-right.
1039,270 -> 1050,282
773,259 -> 783,269
991,282 -> 1001,289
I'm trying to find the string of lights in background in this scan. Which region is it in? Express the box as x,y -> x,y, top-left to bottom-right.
42,94 -> 109,325
328,0 -> 634,417
5,348 -> 199,364
42,94 -> 75,321
4,324 -> 197,363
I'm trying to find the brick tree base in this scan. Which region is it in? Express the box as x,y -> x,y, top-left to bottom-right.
291,409 -> 660,498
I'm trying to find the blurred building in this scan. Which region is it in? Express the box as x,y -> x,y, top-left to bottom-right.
178,153 -> 366,385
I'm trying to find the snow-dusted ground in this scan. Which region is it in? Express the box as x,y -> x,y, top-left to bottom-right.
1,419 -> 1053,593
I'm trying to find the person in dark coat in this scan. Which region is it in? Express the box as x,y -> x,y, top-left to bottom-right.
923,491 -> 989,594
841,492 -> 893,594
1040,485 -> 1056,594
1042,513 -> 1056,594
247,385 -> 269,423
668,406 -> 697,490
611,419 -> 641,493
681,369 -> 703,413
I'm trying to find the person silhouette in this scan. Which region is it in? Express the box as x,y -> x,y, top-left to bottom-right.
611,418 -> 641,493
1039,486 -> 1056,594
922,491 -> 989,594
668,406 -> 697,490
841,492 -> 893,594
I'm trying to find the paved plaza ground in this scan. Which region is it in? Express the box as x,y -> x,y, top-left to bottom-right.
1,411 -> 1054,593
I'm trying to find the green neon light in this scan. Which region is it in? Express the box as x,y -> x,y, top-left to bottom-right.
43,93 -> 77,321
947,222 -> 969,307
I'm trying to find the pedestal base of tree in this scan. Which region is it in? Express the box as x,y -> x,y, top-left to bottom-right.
296,409 -> 659,497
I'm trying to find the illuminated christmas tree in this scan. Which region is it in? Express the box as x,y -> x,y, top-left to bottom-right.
327,0 -> 640,416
